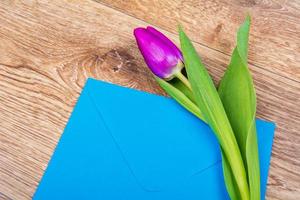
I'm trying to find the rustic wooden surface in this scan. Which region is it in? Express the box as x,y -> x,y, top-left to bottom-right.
0,0 -> 299,199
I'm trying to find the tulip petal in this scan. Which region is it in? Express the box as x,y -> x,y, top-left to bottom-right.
134,27 -> 182,79
146,26 -> 183,61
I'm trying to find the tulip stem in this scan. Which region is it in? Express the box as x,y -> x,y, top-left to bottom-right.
175,71 -> 192,90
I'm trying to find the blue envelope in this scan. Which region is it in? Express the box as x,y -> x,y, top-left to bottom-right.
33,78 -> 275,200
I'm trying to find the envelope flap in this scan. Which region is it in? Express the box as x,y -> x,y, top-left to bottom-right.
87,79 -> 220,191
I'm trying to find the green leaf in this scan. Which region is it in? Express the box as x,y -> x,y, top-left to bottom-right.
221,149 -> 241,200
179,27 -> 249,200
169,77 -> 196,104
218,16 -> 260,200
155,77 -> 205,121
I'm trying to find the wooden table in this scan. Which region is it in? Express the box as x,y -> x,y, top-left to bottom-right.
0,1 -> 299,199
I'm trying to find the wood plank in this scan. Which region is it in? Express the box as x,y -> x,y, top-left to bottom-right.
0,1 -> 299,199
97,0 -> 300,82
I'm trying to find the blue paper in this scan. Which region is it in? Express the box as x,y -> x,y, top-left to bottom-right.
33,78 -> 275,200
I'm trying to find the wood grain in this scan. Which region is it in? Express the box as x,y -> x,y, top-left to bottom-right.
98,0 -> 300,82
0,0 -> 299,199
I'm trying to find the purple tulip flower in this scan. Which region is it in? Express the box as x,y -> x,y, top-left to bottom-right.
134,26 -> 183,79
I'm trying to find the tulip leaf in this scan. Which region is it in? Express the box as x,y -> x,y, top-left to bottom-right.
155,77 -> 205,121
169,77 -> 196,103
221,148 -> 241,200
179,27 -> 249,200
218,16 -> 260,200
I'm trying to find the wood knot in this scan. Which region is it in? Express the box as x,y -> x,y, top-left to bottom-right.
92,47 -> 140,74
215,23 -> 223,34
208,23 -> 223,43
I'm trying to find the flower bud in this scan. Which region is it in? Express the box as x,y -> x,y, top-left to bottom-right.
134,26 -> 183,79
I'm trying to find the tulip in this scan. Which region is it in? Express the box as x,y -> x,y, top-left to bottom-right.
133,26 -> 184,80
